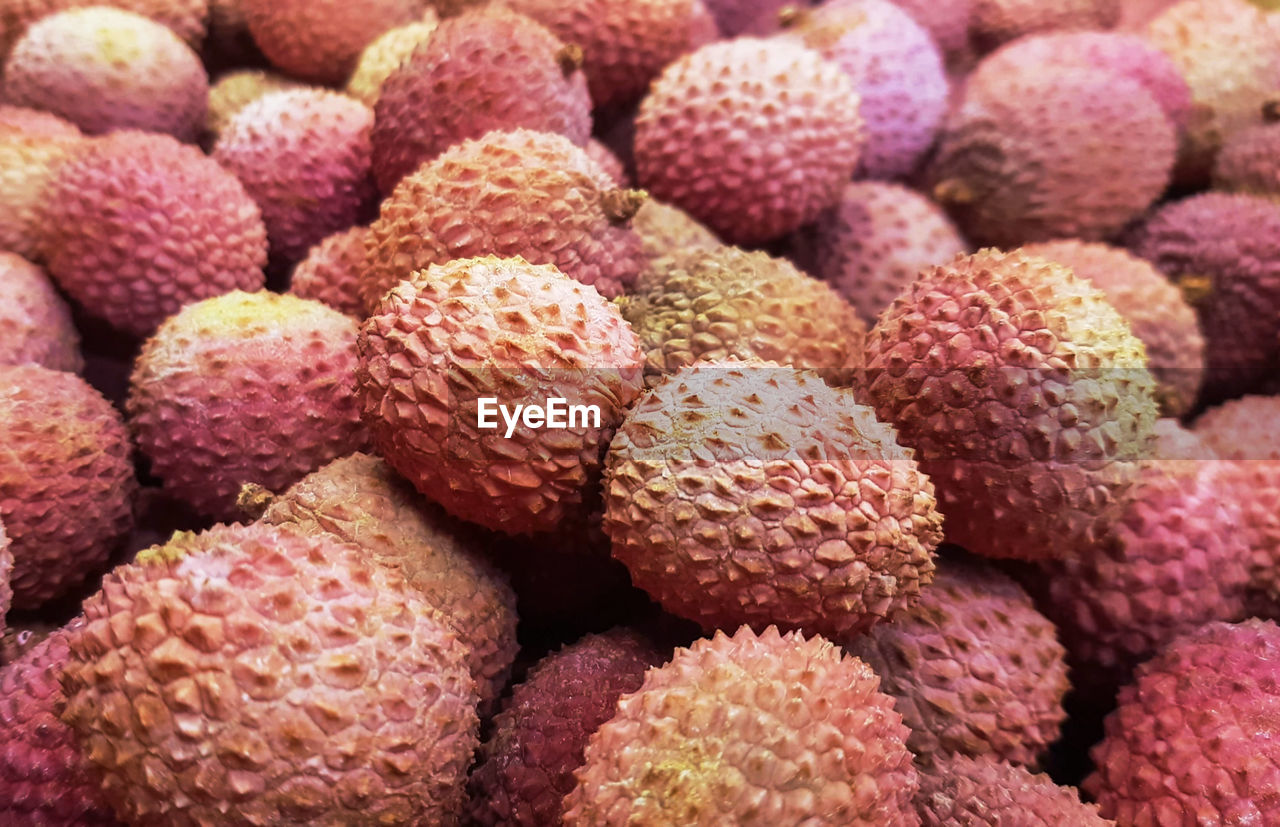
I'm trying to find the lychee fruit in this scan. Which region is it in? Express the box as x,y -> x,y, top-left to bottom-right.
1213,112 -> 1280,200
0,252 -> 82,373
344,14 -> 439,107
968,0 -> 1120,51
631,199 -> 721,265
0,109 -> 83,262
203,68 -> 303,143
916,755 -> 1111,826
287,225 -> 369,318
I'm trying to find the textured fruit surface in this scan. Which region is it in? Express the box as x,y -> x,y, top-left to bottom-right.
288,225 -> 369,317
604,362 -> 941,636
1127,192 -> 1280,402
242,0 -> 424,84
214,89 -> 376,263
41,130 -> 267,337
1214,119 -> 1280,199
701,0 -> 794,35
362,129 -> 646,307
969,0 -> 1120,50
203,69 -> 302,141
929,64 -> 1174,247
1085,619 -> 1280,825
259,452 -> 517,714
0,251 -> 81,373
0,111 -> 82,260
632,199 -> 720,264
843,561 -> 1068,768
863,249 -> 1159,561
916,756 -> 1111,826
468,628 -> 665,826
358,256 -> 645,535
506,0 -> 716,108
784,0 -> 948,180
0,365 -> 135,609
889,0 -> 974,57
60,521 -> 480,825
634,37 -> 864,244
0,521 -> 8,640
2,7 -> 208,140
370,7 -> 591,193
128,290 -> 368,521
0,624 -> 118,826
1022,240 -> 1204,417
789,181 -> 968,328
0,0 -> 209,64
563,625 -> 921,825
620,246 -> 866,385
344,15 -> 438,106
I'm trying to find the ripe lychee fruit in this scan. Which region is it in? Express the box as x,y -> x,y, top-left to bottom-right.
0,252 -> 81,373
1214,115 -> 1280,200
631,199 -> 720,264
968,0 -> 1120,51
0,108 -> 82,261
287,225 -> 369,318
344,14 -> 439,107
916,755 -> 1111,826
203,68 -> 302,143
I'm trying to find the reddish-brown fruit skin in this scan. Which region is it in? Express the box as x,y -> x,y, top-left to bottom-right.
0,521 -> 9,642
0,624 -> 119,827
701,0 -> 793,35
0,0 -> 208,60
59,522 -> 480,826
41,130 -> 267,338
0,365 -> 136,610
370,7 -> 591,193
843,562 -> 1069,768
604,362 -> 941,637
634,37 -> 865,245
1126,192 -> 1280,403
213,89 -> 376,264
358,256 -> 645,535
631,199 -> 719,264
127,291 -> 369,522
241,0 -> 424,84
889,0 -> 974,58
1021,240 -> 1204,417
1085,620 -> 1280,825
585,139 -> 628,187
563,626 -> 921,825
968,0 -> 1120,51
288,225 -> 370,318
361,129 -> 646,308
1215,121 -> 1280,199
260,452 -> 518,715
0,110 -> 82,262
916,756 -> 1112,826
0,252 -> 82,373
467,628 -> 666,826
863,249 -> 1159,561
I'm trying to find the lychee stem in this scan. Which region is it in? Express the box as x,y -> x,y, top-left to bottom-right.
934,178 -> 975,205
236,482 -> 277,520
776,5 -> 809,28
1176,273 -> 1214,306
1264,100 -> 1280,124
557,44 -> 584,77
602,189 -> 648,223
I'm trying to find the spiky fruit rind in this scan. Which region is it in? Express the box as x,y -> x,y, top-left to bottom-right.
370,7 -> 592,193
604,361 -> 941,637
0,0 -> 208,58
358,256 -> 645,535
0,365 -> 135,609
563,625 -> 921,825
2,7 -> 208,141
203,69 -> 303,141
260,452 -> 517,714
213,89 -> 376,263
362,128 -> 646,307
843,562 -> 1068,767
1085,619 -> 1280,825
60,521 -> 479,825
631,199 -> 720,263
127,291 -> 368,522
634,37 -> 865,245
42,130 -> 267,337
288,225 -> 369,317
969,0 -> 1120,50
1214,122 -> 1280,199
0,251 -> 81,373
468,628 -> 665,826
916,756 -> 1111,826
863,249 -> 1159,560
345,15 -> 439,106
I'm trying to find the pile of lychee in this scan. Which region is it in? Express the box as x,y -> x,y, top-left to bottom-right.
3,0 -> 1280,823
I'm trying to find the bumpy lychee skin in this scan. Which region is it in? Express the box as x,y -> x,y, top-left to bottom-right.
214,89 -> 376,264
370,7 -> 591,193
0,521 -> 9,640
60,521 -> 480,826
563,626 -> 921,825
288,225 -> 369,317
969,0 -> 1120,51
604,362 -> 941,637
0,118 -> 81,262
1214,119 -> 1280,200
41,130 -> 267,338
863,249 -> 1159,561
358,256 -> 645,535
467,628 -> 665,826
128,291 -> 368,522
634,37 -> 865,245
2,7 -> 208,141
916,756 -> 1111,826
1022,240 -> 1204,417
0,103 -> 81,136
0,0 -> 208,59
258,452 -> 518,715
1127,192 -> 1280,402
242,0 -> 424,84
842,562 -> 1068,768
701,0 -> 794,35
344,15 -> 439,107
782,0 -> 949,180
362,129 -> 647,308
928,64 -> 1174,247
789,182 -> 968,328
0,252 -> 81,373
631,199 -> 720,264
1146,0 -> 1280,184
0,624 -> 118,827
203,69 -> 303,142
0,365 -> 136,609
889,0 -> 974,58
505,0 -> 717,109
1085,619 -> 1280,825
585,139 -> 627,187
